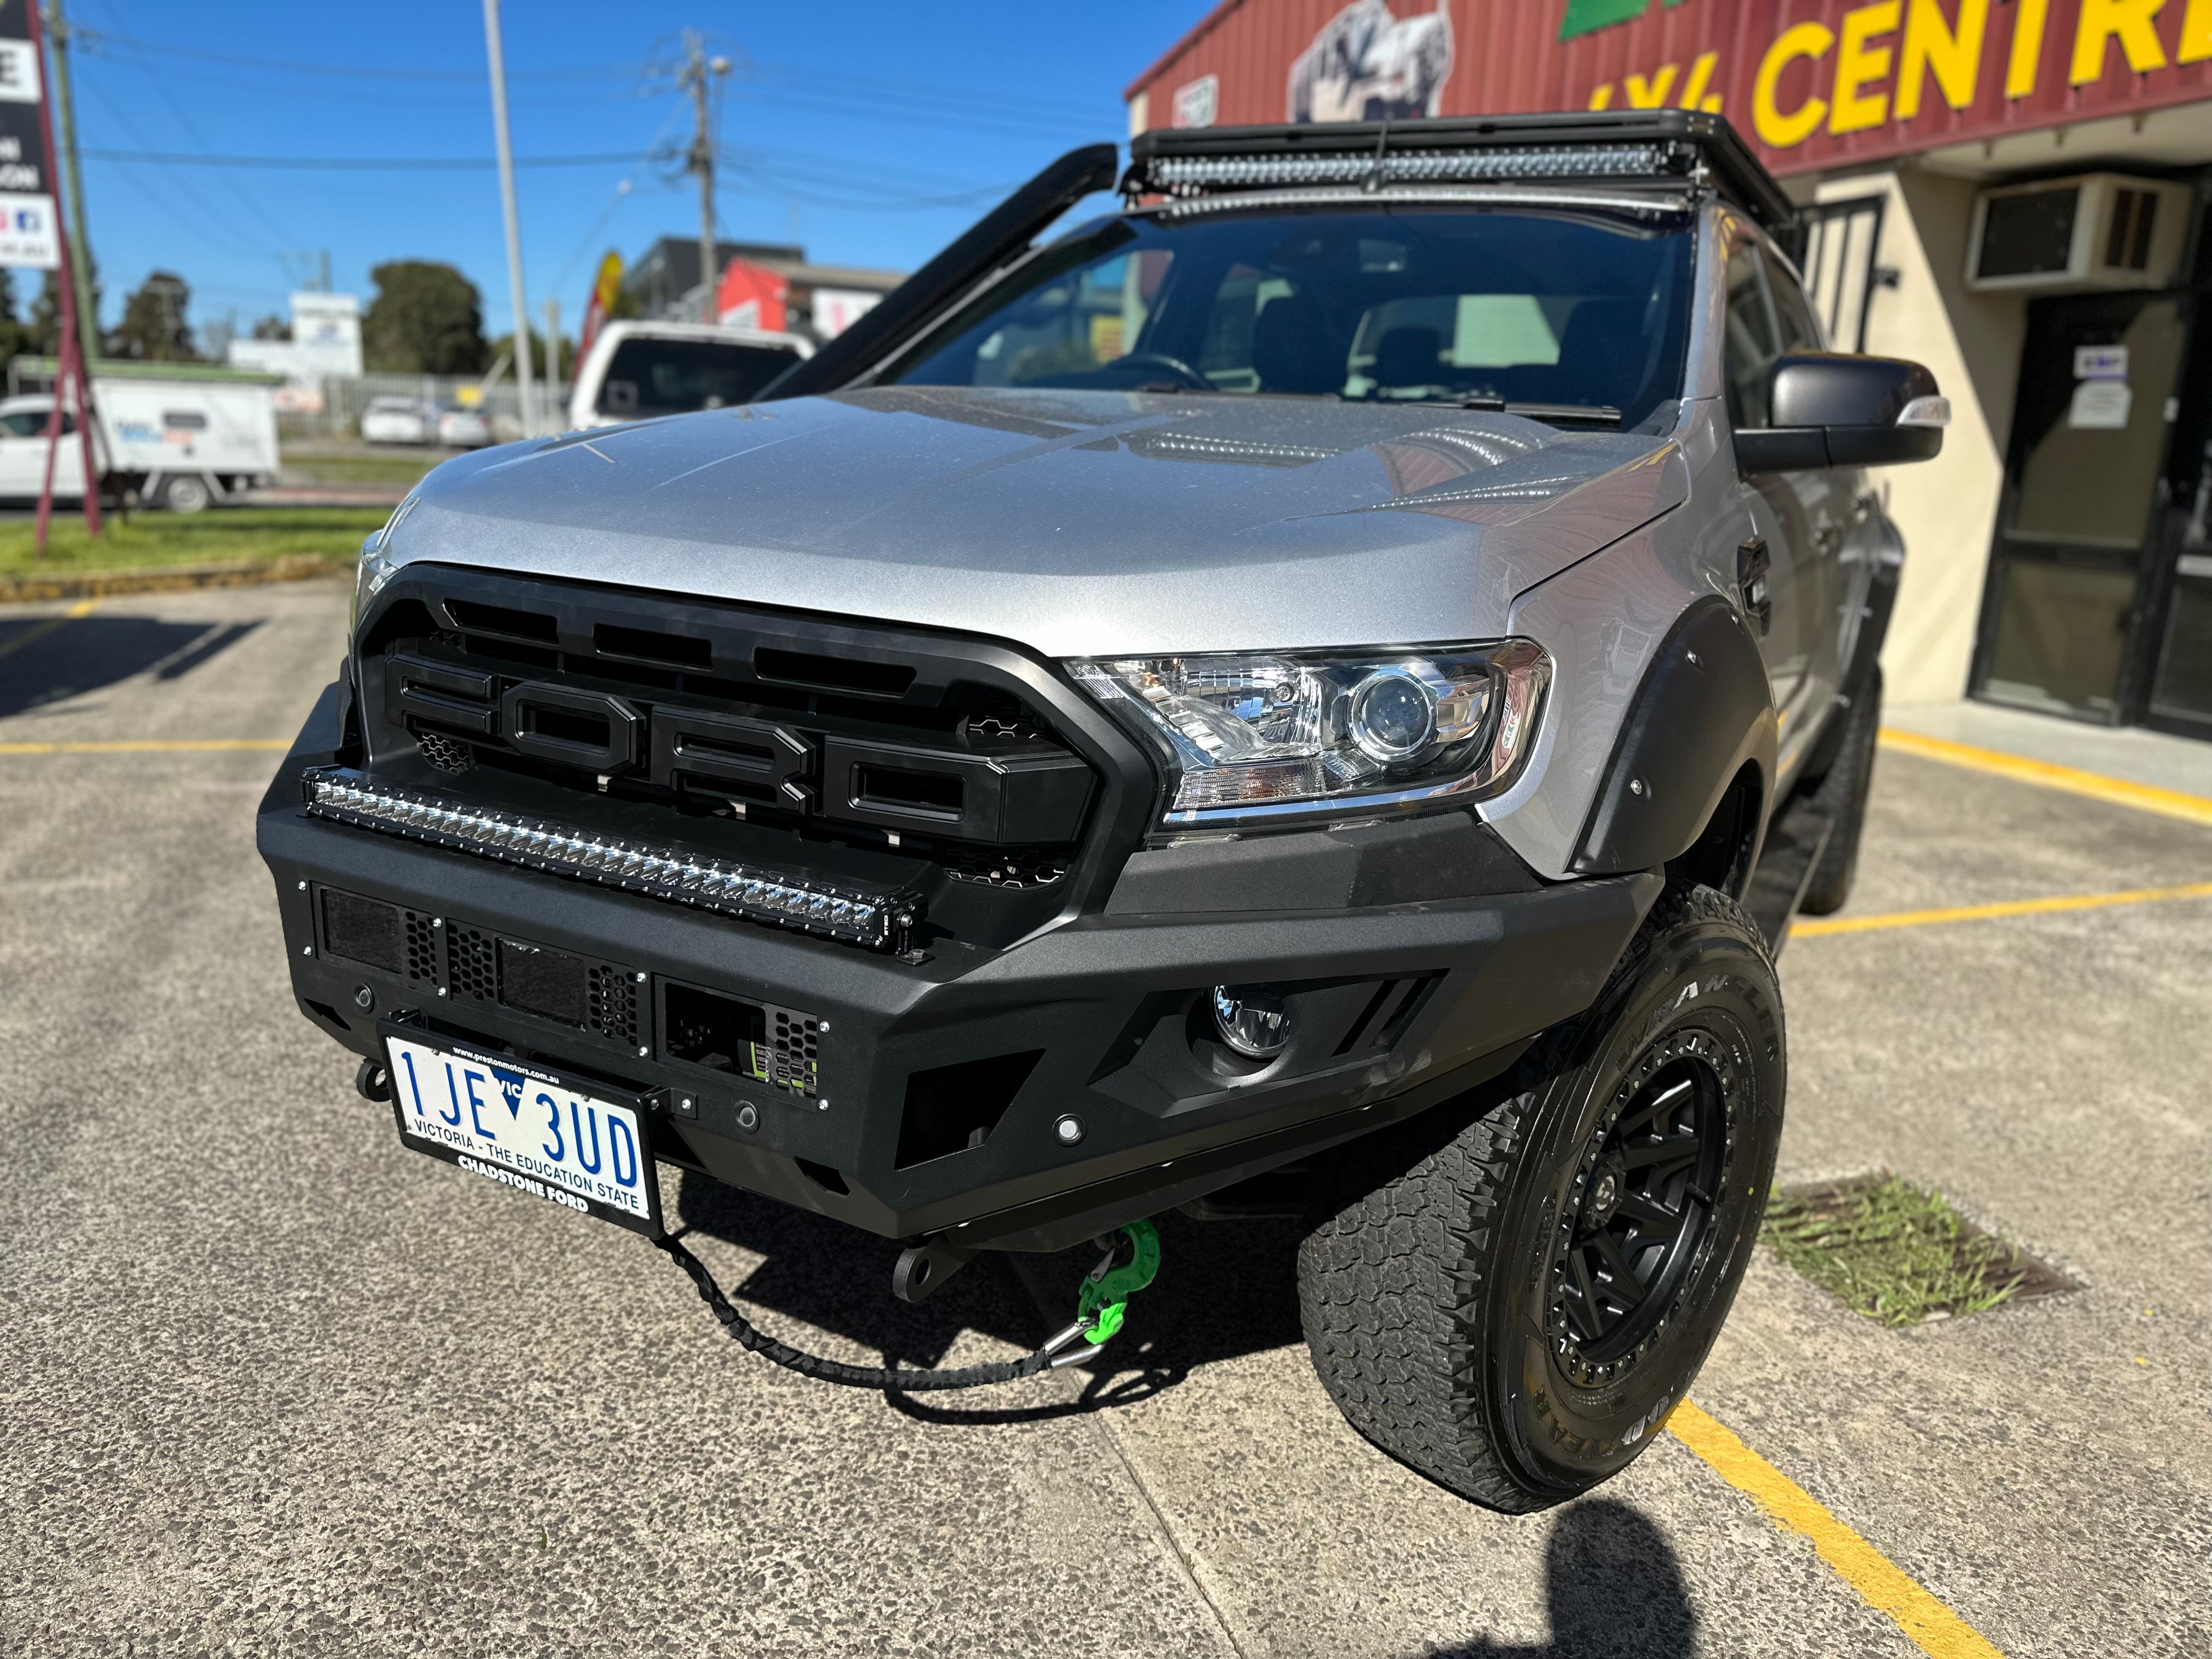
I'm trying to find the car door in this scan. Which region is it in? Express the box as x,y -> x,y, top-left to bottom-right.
1760,243 -> 1857,717
1720,236 -> 1836,778
0,404 -> 84,498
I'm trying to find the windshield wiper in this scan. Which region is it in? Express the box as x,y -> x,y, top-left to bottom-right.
1434,395 -> 1623,426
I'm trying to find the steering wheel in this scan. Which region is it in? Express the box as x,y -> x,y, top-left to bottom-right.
1110,352 -> 1212,391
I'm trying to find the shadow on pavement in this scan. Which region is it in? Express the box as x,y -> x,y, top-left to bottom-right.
673,1171 -> 1309,1421
1427,1499 -> 1697,1658
0,614 -> 263,716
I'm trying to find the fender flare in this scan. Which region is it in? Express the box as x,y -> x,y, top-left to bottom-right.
1570,595 -> 1778,877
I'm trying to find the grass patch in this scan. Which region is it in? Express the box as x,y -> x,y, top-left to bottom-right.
0,506 -> 390,575
1764,1174 -> 2045,1327
279,451 -> 448,487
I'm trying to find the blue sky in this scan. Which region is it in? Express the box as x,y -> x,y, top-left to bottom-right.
53,0 -> 1204,341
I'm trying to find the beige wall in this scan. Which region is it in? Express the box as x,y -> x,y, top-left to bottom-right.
1814,169 -> 2029,704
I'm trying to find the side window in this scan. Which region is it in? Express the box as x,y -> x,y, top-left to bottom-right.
1723,245 -> 1781,428
1761,249 -> 1825,354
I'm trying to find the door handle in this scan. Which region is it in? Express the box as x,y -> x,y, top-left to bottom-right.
1736,537 -> 1772,636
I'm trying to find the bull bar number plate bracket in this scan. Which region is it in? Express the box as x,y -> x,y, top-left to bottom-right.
381,1026 -> 663,1237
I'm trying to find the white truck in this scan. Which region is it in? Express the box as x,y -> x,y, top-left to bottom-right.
0,363 -> 281,513
565,321 -> 811,431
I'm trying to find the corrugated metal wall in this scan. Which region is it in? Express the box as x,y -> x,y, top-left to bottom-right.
1128,1 -> 2212,177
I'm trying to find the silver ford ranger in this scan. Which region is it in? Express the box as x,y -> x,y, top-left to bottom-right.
260,111 -> 1945,1510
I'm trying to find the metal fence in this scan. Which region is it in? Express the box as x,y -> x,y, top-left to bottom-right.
280,373 -> 572,442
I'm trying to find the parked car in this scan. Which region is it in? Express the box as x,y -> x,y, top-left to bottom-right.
262,111 -> 1947,1511
566,320 -> 811,430
436,407 -> 493,449
361,397 -> 436,445
0,368 -> 279,512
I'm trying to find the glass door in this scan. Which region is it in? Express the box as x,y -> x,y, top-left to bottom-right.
1973,292 -> 2192,723
2146,436 -> 2212,738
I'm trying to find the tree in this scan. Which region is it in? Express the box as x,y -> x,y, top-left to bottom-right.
250,314 -> 291,341
363,261 -> 488,374
490,326 -> 577,377
0,269 -> 30,362
108,270 -> 201,362
30,261 -> 101,357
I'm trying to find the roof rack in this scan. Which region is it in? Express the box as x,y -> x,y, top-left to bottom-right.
1124,109 -> 1793,233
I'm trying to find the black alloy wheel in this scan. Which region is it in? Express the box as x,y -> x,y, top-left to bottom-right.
1549,1034 -> 1734,1387
1297,882 -> 1784,1513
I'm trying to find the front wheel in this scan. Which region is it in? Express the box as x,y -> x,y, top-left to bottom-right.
1297,883 -> 1785,1511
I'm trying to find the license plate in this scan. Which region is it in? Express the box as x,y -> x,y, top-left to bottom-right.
383,1031 -> 660,1235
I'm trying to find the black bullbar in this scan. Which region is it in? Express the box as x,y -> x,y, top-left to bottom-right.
262,682 -> 1659,1254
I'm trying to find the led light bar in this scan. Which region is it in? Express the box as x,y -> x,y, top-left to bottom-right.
1142,143 -> 1679,196
1124,111 -> 1797,231
301,768 -> 921,953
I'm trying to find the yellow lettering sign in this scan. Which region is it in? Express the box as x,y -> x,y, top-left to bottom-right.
1755,21 -> 1836,146
2185,0 -> 2212,61
1626,63 -> 1679,106
1832,1 -> 1903,132
2007,0 -> 2052,95
1680,49 -> 1722,111
1896,0 -> 1989,117
1588,82 -> 1616,109
2072,0 -> 2168,83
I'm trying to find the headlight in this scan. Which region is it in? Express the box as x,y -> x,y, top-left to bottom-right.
351,495 -> 417,631
1069,639 -> 1548,828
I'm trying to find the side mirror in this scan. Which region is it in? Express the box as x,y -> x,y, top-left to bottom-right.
1734,353 -> 1948,472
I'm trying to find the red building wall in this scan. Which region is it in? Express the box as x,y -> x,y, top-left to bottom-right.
1127,0 -> 2212,177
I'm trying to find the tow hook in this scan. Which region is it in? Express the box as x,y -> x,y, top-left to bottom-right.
891,1235 -> 978,1305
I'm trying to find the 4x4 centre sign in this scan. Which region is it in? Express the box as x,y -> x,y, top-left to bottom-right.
1561,0 -> 2212,170
1131,2 -> 2212,178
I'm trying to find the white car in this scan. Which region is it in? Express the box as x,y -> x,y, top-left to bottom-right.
361,397 -> 436,445
437,407 -> 493,448
566,321 -> 811,430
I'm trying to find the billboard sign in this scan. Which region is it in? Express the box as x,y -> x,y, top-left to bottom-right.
1130,1 -> 2212,179
0,0 -> 55,267
716,257 -> 788,333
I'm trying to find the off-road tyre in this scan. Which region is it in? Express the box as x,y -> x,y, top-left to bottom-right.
1297,882 -> 1785,1511
1797,668 -> 1882,916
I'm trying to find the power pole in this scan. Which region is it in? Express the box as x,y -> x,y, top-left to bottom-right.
482,0 -> 537,437
680,32 -> 730,324
43,0 -> 99,373
543,295 -> 561,430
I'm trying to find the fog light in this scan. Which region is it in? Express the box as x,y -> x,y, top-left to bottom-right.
1211,985 -> 1290,1058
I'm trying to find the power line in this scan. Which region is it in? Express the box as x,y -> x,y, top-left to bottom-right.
78,147 -> 654,170
68,24 -> 640,84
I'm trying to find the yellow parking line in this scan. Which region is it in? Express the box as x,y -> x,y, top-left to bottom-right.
0,595 -> 99,659
1791,880 -> 2212,938
0,738 -> 291,754
1879,729 -> 2212,829
1669,1399 -> 2008,1659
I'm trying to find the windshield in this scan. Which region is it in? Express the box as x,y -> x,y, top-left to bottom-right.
597,336 -> 802,419
890,207 -> 1694,430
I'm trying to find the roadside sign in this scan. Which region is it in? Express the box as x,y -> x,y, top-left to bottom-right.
0,1 -> 56,269
578,251 -> 622,362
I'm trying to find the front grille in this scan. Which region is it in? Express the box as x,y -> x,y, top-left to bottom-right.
351,567 -> 1122,951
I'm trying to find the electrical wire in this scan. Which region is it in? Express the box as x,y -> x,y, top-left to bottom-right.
77,147 -> 651,170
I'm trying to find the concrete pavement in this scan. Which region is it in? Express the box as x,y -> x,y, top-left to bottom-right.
1,581 -> 2205,1656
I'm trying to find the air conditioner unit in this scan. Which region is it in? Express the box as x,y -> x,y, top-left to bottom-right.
1965,173 -> 2190,292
